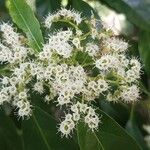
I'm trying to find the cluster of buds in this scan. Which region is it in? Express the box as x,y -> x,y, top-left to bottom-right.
0,8 -> 141,137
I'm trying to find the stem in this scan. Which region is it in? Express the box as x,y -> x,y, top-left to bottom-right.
106,79 -> 119,84
56,19 -> 79,30
80,31 -> 91,40
82,62 -> 93,67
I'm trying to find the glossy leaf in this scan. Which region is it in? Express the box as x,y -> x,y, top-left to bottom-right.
77,109 -> 142,150
7,0 -> 44,52
0,109 -> 23,150
139,31 -> 150,76
99,0 -> 150,31
23,106 -> 78,150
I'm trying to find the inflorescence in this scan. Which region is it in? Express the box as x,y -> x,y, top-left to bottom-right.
0,8 -> 141,137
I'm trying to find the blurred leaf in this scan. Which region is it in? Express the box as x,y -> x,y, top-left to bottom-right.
0,109 -> 23,150
47,0 -> 61,12
7,0 -> 44,52
126,105 -> 148,150
0,0 -> 5,8
126,119 -> 148,150
36,0 -> 61,18
23,106 -> 78,150
139,31 -> 150,76
99,0 -> 150,31
68,0 -> 100,19
77,109 -> 142,150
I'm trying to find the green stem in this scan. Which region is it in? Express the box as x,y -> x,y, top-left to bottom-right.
80,31 -> 91,40
56,19 -> 79,30
82,62 -> 93,67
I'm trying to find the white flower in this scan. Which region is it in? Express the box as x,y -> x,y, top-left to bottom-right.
76,29 -> 82,36
59,114 -> 75,138
9,77 -> 19,85
8,86 -> 17,96
121,85 -> 140,102
0,89 -> 10,105
126,69 -> 139,83
33,82 -> 44,94
84,107 -> 100,131
57,95 -> 71,106
85,43 -> 99,57
104,37 -> 128,53
95,55 -> 119,71
130,58 -> 141,73
44,95 -> 52,103
71,104 -> 79,113
0,77 -> 9,85
72,38 -> 80,49
58,8 -> 82,25
44,8 -> 82,28
18,91 -> 28,99
97,79 -> 109,92
17,100 -> 32,119
47,31 -> 73,58
73,113 -> 80,121
0,23 -> 22,46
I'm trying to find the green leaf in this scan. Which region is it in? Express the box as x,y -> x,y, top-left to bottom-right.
47,0 -> 61,12
23,106 -> 78,150
0,109 -> 23,150
7,0 -> 44,52
68,0 -> 100,19
99,0 -> 150,31
77,121 -> 104,150
36,0 -> 61,18
77,109 -> 142,150
126,119 -> 148,150
99,100 -> 129,125
139,31 -> 150,76
125,104 -> 148,150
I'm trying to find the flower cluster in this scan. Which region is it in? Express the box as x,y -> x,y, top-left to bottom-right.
45,8 -> 82,28
0,8 -> 141,137
59,102 -> 99,137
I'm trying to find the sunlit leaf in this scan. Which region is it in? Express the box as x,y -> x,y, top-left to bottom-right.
7,0 -> 44,52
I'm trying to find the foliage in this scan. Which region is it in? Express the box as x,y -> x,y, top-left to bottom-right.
0,0 -> 150,150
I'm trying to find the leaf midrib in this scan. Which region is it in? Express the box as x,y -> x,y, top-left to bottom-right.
11,0 -> 41,52
32,113 -> 52,150
93,132 -> 105,150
